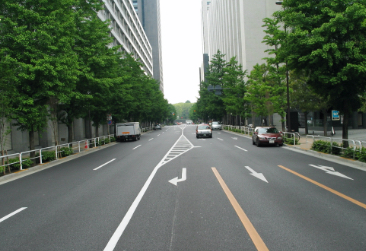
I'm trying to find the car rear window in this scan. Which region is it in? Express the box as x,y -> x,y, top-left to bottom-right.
259,128 -> 279,134
198,125 -> 210,130
212,122 -> 219,125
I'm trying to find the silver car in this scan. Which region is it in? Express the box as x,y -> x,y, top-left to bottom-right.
211,121 -> 222,130
196,124 -> 212,138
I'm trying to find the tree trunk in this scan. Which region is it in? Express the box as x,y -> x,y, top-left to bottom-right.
281,115 -> 285,132
342,111 -> 349,148
304,112 -> 309,135
95,123 -> 99,137
67,122 -> 73,144
29,130 -> 35,166
322,109 -> 328,136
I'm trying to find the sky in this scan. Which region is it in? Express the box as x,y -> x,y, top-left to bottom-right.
160,0 -> 203,105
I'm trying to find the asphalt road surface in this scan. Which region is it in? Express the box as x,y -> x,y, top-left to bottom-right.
1,125 -> 366,251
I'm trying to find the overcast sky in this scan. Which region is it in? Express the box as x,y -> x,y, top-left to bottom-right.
160,0 -> 202,105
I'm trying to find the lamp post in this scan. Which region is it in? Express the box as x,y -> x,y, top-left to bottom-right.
275,1 -> 291,132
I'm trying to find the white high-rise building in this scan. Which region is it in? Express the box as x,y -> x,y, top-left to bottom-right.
201,0 -> 281,79
98,0 -> 153,76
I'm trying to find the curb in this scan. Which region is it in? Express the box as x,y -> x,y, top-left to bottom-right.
0,142 -> 118,186
223,130 -> 366,172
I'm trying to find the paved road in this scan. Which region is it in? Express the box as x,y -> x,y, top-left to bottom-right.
1,125 -> 366,250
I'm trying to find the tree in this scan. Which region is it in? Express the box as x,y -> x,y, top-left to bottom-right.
277,0 -> 366,143
222,57 -> 247,125
0,0 -> 79,157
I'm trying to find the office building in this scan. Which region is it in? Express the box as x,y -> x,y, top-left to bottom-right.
98,0 -> 153,76
201,0 -> 281,79
133,0 -> 164,93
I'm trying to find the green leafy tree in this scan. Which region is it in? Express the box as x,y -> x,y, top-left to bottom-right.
0,0 -> 79,157
222,57 -> 247,125
277,0 -> 366,142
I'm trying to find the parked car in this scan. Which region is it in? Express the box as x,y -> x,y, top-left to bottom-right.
211,121 -> 222,130
196,124 -> 212,138
154,124 -> 162,130
252,126 -> 283,147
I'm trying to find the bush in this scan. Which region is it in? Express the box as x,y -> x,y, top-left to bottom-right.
341,147 -> 355,159
6,157 -> 33,170
60,147 -> 73,157
311,140 -> 332,153
41,151 -> 56,162
104,138 -> 110,144
284,137 -> 299,145
110,137 -> 116,142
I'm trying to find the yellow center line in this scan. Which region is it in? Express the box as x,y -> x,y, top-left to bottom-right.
278,165 -> 366,210
211,167 -> 269,251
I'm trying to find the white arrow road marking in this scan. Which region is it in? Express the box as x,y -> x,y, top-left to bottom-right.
217,138 -> 223,141
235,145 -> 248,152
245,166 -> 268,183
309,164 -> 353,180
0,207 -> 27,223
133,145 -> 141,150
93,159 -> 116,171
149,138 -> 154,141
169,168 -> 187,186
231,137 -> 238,140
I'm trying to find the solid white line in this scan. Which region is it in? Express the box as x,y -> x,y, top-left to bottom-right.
0,207 -> 27,223
104,130 -> 192,251
93,158 -> 116,171
133,145 -> 141,150
235,145 -> 248,152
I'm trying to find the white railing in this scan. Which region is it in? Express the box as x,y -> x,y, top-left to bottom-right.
0,134 -> 115,171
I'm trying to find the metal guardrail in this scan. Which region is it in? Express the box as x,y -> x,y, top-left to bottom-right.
0,134 -> 115,171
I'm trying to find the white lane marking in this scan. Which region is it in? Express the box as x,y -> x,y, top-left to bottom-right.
93,159 -> 116,171
245,166 -> 268,183
0,207 -> 27,223
235,145 -> 248,152
309,164 -> 353,180
149,138 -> 154,141
231,137 -> 238,140
217,138 -> 223,141
157,134 -> 160,137
133,145 -> 141,150
169,168 -> 187,186
104,128 -> 194,251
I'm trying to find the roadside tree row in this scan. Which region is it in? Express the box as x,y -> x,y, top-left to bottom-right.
0,0 -> 174,156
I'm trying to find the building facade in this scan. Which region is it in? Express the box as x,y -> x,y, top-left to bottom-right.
99,0 -> 153,76
133,0 -> 164,93
200,0 -> 281,81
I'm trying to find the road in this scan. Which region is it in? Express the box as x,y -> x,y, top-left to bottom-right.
1,125 -> 366,251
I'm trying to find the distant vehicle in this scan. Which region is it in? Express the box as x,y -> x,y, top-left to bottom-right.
196,124 -> 212,138
252,126 -> 283,147
115,122 -> 141,141
211,121 -> 222,130
186,120 -> 193,124
154,124 -> 162,130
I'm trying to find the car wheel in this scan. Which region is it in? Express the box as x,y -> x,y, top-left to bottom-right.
278,143 -> 283,147
256,139 -> 261,147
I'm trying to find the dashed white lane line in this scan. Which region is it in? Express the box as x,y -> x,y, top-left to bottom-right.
149,138 -> 154,141
93,159 -> 116,171
133,145 -> 141,150
235,145 -> 248,152
217,138 -> 223,141
0,207 -> 27,223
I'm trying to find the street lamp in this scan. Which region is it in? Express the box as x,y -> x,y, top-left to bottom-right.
275,1 -> 291,132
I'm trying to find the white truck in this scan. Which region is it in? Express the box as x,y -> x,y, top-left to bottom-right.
115,122 -> 141,141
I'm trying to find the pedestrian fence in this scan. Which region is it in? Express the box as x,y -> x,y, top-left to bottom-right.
0,134 -> 115,171
305,135 -> 366,160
